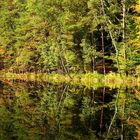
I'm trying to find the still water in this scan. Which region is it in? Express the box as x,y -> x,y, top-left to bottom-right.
0,80 -> 140,140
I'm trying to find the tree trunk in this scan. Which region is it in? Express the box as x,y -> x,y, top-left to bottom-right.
122,0 -> 127,75
91,56 -> 96,73
100,0 -> 121,75
90,32 -> 96,73
101,29 -> 106,75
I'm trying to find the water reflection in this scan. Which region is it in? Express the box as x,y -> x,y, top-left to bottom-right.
0,80 -> 139,140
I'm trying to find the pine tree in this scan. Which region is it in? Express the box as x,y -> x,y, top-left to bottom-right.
0,0 -> 18,70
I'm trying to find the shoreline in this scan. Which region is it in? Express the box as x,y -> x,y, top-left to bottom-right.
0,72 -> 139,88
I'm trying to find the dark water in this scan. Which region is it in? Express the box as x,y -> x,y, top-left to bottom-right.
0,80 -> 140,140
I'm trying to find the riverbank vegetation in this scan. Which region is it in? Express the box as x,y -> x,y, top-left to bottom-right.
0,0 -> 140,81
0,72 -> 139,89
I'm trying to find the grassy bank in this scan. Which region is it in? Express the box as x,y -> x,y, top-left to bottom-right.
0,71 -> 139,88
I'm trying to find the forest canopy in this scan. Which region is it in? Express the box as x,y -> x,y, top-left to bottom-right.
0,0 -> 139,76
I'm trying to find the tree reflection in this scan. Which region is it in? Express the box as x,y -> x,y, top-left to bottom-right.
0,81 -> 139,140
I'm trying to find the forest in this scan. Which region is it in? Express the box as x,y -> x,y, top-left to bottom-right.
0,0 -> 140,80
0,1 -> 140,139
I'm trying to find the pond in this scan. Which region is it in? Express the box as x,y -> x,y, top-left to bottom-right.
0,80 -> 140,140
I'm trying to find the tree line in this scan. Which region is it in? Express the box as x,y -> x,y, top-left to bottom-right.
0,0 -> 139,76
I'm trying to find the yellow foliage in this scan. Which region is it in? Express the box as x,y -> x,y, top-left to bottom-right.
135,0 -> 140,13
0,49 -> 4,54
131,1 -> 140,49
